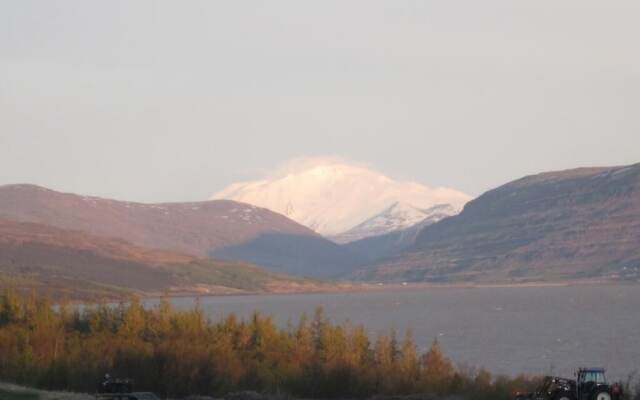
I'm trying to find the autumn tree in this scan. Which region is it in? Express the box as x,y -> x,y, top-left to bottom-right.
421,337 -> 455,393
0,289 -> 542,400
398,330 -> 419,393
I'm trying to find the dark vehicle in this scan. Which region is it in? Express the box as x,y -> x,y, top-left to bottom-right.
101,377 -> 133,394
96,375 -> 160,400
514,368 -> 623,400
96,393 -> 160,400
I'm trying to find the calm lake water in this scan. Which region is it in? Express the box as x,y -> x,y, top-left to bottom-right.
152,285 -> 640,380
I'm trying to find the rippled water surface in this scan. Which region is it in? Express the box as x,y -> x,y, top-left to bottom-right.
156,285 -> 640,380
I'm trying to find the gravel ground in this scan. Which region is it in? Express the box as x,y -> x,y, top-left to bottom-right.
0,382 -> 93,400
0,385 -> 466,400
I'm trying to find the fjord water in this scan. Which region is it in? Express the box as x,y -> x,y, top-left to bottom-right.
162,286 -> 639,380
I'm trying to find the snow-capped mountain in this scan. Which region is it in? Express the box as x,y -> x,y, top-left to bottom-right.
212,157 -> 471,238
331,202 -> 458,244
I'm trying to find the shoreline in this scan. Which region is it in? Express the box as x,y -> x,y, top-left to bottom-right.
142,278 -> 638,301
30,278 -> 638,305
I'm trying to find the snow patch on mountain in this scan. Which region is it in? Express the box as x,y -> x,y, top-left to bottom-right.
331,203 -> 458,243
212,157 -> 471,237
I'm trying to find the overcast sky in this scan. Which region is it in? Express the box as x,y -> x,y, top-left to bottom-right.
1,1 -> 639,202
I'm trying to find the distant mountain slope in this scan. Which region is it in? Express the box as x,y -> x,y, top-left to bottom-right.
213,232 -> 364,278
213,157 -> 470,237
356,164 -> 640,283
0,184 -> 317,257
342,212 -> 447,264
0,184 -> 355,279
0,219 -> 317,299
332,203 -> 457,244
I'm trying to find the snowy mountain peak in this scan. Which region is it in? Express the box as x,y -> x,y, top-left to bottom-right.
212,157 -> 471,237
331,202 -> 459,243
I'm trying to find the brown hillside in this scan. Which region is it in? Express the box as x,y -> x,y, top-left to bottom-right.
0,219 -> 314,299
357,163 -> 640,283
0,184 -> 317,257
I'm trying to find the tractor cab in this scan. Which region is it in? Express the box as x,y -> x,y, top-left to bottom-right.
577,368 -> 607,384
576,368 -> 614,400
513,368 -> 622,400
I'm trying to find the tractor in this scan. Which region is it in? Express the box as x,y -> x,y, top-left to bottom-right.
515,368 -> 623,400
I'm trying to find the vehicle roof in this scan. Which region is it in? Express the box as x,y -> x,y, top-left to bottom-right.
579,368 -> 606,373
130,392 -> 160,400
96,393 -> 159,400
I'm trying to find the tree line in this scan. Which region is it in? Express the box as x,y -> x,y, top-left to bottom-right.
0,289 -> 631,399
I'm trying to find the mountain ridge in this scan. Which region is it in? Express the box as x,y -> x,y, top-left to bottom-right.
0,218 -> 318,300
354,163 -> 640,283
0,183 -> 317,257
332,202 -> 457,244
0,183 -> 363,279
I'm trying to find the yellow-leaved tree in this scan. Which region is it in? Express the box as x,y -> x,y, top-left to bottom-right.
421,337 -> 454,393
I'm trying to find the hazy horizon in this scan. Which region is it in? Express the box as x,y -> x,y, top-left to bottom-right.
2,1 -> 639,202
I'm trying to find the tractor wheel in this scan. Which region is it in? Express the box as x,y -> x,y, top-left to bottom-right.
593,391 -> 611,400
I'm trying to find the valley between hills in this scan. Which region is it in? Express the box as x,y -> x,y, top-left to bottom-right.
0,162 -> 639,300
